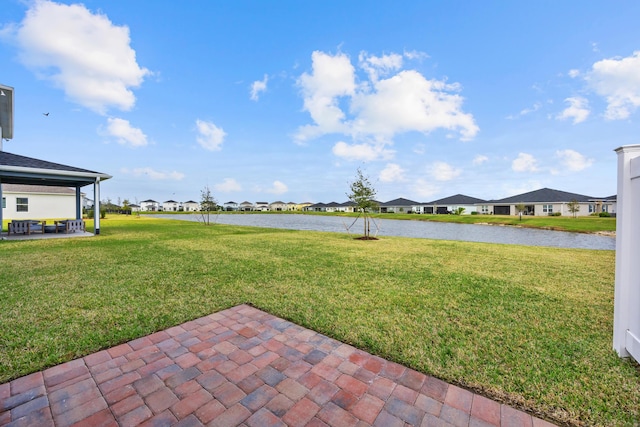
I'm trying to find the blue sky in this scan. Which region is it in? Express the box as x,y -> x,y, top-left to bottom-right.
1,1 -> 639,205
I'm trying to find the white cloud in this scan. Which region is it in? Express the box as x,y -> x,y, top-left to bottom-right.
520,102 -> 541,116
472,154 -> 489,165
403,50 -> 429,61
358,51 -> 403,82
413,143 -> 426,155
4,0 -> 149,114
332,141 -> 394,161
512,153 -> 539,172
412,179 -> 439,199
351,70 -> 479,141
568,69 -> 580,78
266,180 -> 288,194
296,51 -> 355,142
430,161 -> 461,181
295,50 -> 478,146
123,167 -> 184,181
214,178 -> 242,192
196,119 -> 226,151
556,97 -> 590,124
250,74 -> 268,101
556,149 -> 594,172
586,51 -> 640,120
379,163 -> 406,183
506,102 -> 541,120
105,117 -> 148,147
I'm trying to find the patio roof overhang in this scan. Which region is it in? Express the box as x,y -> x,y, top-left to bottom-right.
0,151 -> 111,187
0,151 -> 112,235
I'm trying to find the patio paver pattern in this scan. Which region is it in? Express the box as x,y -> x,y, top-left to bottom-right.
0,305 -> 556,427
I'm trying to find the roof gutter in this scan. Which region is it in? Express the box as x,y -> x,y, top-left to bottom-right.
0,165 -> 112,181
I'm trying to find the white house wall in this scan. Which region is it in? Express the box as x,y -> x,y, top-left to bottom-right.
3,191 -> 75,220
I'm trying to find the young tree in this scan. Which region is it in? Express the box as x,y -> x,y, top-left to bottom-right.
567,199 -> 580,218
347,168 -> 378,239
515,203 -> 525,221
200,185 -> 217,225
454,207 -> 466,216
122,198 -> 131,215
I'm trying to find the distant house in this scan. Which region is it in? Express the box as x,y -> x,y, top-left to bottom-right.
183,200 -> 199,212
239,201 -> 254,211
140,199 -> 160,212
416,194 -> 487,215
336,201 -> 356,212
1,184 -> 76,220
380,198 -> 419,213
129,203 -> 141,213
255,202 -> 269,211
482,188 -> 613,216
270,201 -> 287,211
163,200 -> 180,212
286,202 -> 297,211
589,195 -> 617,215
224,201 -> 239,211
324,202 -> 341,213
295,202 -> 313,211
306,202 -> 326,212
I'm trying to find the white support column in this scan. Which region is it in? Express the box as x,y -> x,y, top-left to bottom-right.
94,177 -> 101,235
613,145 -> 640,361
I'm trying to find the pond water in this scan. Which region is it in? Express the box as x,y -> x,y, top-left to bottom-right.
156,213 -> 615,250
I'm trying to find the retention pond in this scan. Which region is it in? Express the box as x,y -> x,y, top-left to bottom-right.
156,214 -> 615,250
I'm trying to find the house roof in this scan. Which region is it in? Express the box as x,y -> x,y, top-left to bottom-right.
425,194 -> 487,205
184,200 -> 198,204
489,188 -> 593,204
0,151 -> 111,187
380,197 -> 419,207
164,200 -> 178,203
1,183 -> 75,194
141,199 -> 158,203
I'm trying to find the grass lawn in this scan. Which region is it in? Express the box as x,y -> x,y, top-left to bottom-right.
0,216 -> 636,426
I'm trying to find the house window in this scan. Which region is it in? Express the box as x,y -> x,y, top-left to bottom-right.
17,197 -> 29,212
2,197 -> 5,209
481,205 -> 489,214
543,204 -> 553,214
589,204 -> 595,213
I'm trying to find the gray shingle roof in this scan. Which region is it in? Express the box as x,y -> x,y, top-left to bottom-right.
425,194 -> 487,205
380,198 -> 419,206
0,151 -> 101,174
490,188 -> 593,203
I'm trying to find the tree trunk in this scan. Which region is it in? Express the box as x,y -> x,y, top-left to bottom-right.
363,211 -> 367,238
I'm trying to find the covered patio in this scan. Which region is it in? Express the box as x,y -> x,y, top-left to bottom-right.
0,151 -> 111,239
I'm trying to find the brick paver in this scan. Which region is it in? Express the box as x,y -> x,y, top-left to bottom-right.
0,305 -> 556,426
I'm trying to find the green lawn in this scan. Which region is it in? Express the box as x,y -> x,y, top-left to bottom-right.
0,216 -> 636,426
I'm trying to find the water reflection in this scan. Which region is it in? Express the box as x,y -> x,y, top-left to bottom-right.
156,214 -> 615,250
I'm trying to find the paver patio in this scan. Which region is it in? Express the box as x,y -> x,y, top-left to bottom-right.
0,304 -> 556,426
